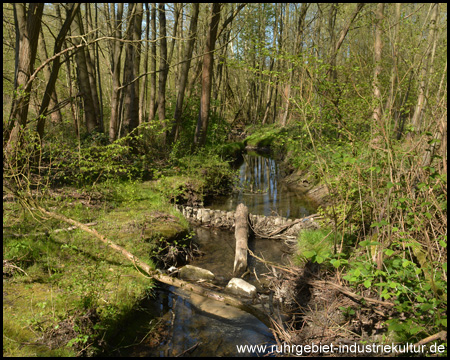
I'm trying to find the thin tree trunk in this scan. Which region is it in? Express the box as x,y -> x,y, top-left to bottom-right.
83,4 -> 102,132
194,3 -> 222,147
386,3 -> 401,125
6,4 -> 44,158
71,10 -> 99,133
171,3 -> 200,143
139,4 -> 150,127
411,3 -> 439,134
372,3 -> 384,127
157,3 -> 168,144
108,3 -> 124,142
122,3 -> 143,136
37,27 -> 62,124
147,3 -> 157,122
36,4 -> 79,139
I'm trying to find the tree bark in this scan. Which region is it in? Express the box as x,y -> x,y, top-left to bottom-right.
37,27 -> 62,124
36,3 -> 79,139
234,203 -> 249,277
411,3 -> 439,134
194,3 -> 222,147
6,4 -> 44,158
122,3 -> 143,136
170,3 -> 200,143
147,3 -> 157,122
71,10 -> 100,134
108,3 -> 124,142
279,3 -> 309,127
372,3 -> 384,127
157,3 -> 168,144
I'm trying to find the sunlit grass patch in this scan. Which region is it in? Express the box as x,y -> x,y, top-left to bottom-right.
296,228 -> 338,265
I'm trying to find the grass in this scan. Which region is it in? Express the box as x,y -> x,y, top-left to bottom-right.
3,179 -> 191,356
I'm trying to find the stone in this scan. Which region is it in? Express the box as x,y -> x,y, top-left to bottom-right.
179,265 -> 215,281
225,278 -> 257,298
202,209 -> 211,223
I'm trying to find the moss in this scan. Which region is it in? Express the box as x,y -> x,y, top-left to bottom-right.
243,125 -> 287,148
218,141 -> 245,159
2,180 -> 190,356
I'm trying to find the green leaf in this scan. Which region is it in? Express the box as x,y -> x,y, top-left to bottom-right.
303,250 -> 316,259
384,249 -> 395,256
331,259 -> 341,268
363,280 -> 372,288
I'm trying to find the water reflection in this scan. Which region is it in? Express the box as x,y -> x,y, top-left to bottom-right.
210,151 -> 316,219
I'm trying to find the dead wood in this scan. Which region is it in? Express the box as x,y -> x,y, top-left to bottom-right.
3,222 -> 98,238
34,205 -> 272,328
234,203 -> 249,276
308,279 -> 395,308
414,330 -> 447,346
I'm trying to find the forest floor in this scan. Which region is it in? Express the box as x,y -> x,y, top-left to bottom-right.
3,181 -> 193,356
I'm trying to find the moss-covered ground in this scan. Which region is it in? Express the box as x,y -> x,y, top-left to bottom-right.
2,172 -> 219,356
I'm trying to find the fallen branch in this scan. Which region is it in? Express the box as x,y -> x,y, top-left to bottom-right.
309,280 -> 395,308
34,205 -> 273,328
264,213 -> 321,238
414,331 -> 447,346
3,222 -> 98,238
248,249 -> 298,275
3,259 -> 29,277
234,203 -> 249,276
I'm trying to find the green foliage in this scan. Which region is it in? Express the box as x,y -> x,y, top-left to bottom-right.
296,228 -> 337,265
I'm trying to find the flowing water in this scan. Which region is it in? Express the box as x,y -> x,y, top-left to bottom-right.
113,151 -> 316,356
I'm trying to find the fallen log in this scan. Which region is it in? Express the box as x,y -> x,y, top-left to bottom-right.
34,205 -> 272,328
233,203 -> 249,277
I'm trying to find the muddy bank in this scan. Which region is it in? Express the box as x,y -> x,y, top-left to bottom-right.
283,169 -> 330,208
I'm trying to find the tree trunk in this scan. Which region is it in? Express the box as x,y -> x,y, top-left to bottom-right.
170,3 -> 200,144
386,3 -> 401,126
37,27 -> 62,124
194,3 -> 222,147
139,4 -> 151,127
410,3 -> 439,134
36,4 -> 79,139
6,4 -> 44,158
147,3 -> 157,122
234,203 -> 249,277
279,3 -> 309,127
71,10 -> 99,134
84,4 -> 102,133
108,3 -> 124,142
157,3 -> 168,144
122,3 -> 143,136
372,3 -> 384,127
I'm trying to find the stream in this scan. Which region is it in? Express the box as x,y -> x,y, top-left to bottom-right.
113,151 -> 317,357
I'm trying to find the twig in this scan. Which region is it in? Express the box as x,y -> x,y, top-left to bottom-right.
248,249 -> 297,275
3,222 -> 98,238
309,280 -> 394,308
414,331 -> 447,346
176,342 -> 201,357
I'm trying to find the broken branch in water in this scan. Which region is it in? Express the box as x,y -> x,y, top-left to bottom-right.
34,205 -> 273,328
